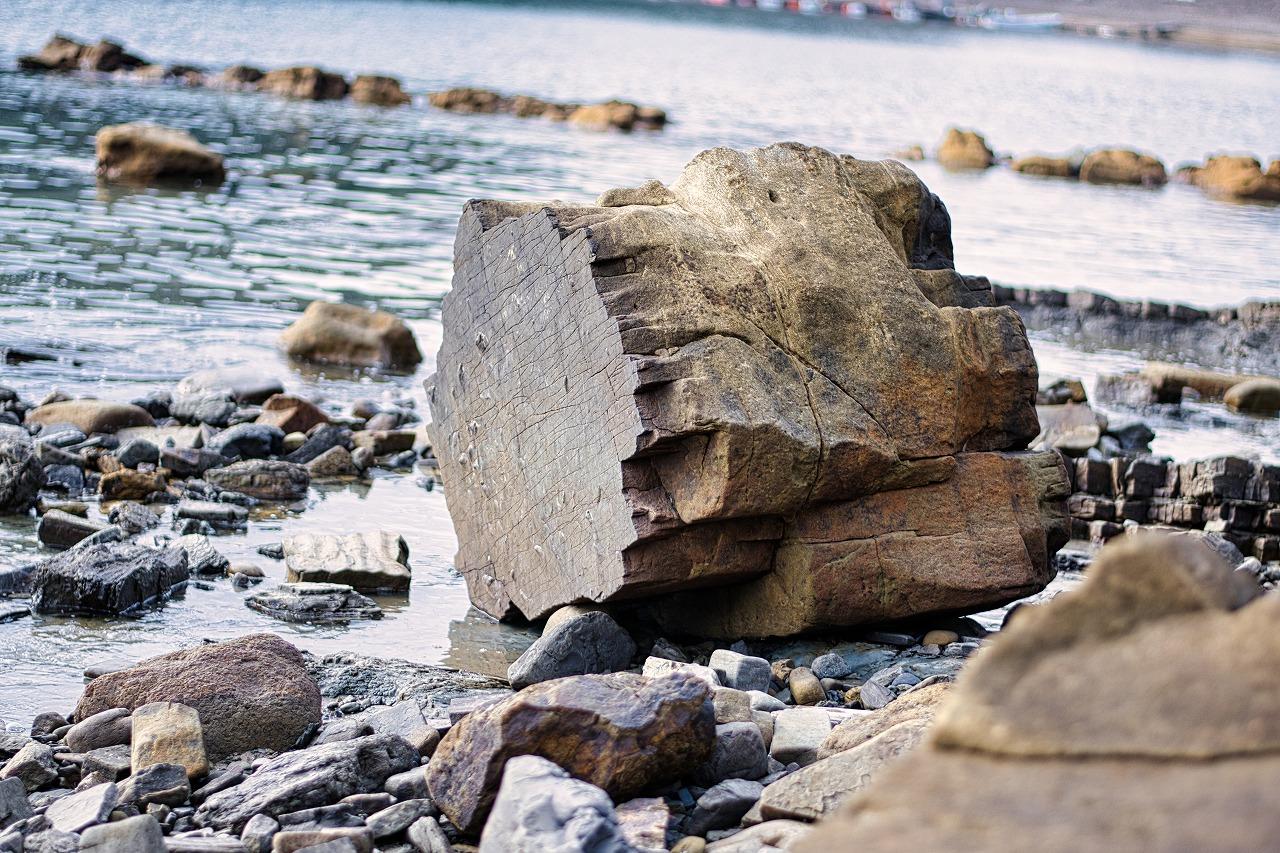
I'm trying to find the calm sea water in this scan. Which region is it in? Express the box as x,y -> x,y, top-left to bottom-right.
1,0 -> 1278,727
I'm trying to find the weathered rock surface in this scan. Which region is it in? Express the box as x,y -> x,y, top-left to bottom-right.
818,682 -> 950,759
46,782 -> 117,833
205,459 -> 309,501
258,66 -> 348,100
131,701 -> 209,778
95,123 -> 226,187
937,128 -> 994,169
795,534 -> 1279,852
175,369 -> 283,405
245,582 -> 382,623
195,734 -> 418,832
506,610 -> 636,689
1223,377 -> 1280,415
26,400 -> 153,434
0,742 -> 57,791
31,542 -> 189,615
1183,155 -> 1280,203
257,394 -> 328,434
283,531 -> 411,592
19,35 -> 145,73
79,813 -> 165,853
75,634 -> 320,761
65,708 -> 132,752
426,143 -> 1067,633
281,302 -> 422,370
0,425 -> 43,513
428,87 -> 666,131
427,671 -> 714,835
478,756 -> 633,853
350,75 -> 410,106
1078,149 -> 1167,186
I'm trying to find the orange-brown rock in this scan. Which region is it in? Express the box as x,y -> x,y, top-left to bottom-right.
936,128 -> 994,169
1078,148 -> 1167,186
426,671 -> 714,835
99,469 -> 165,501
26,399 -> 155,434
427,143 -> 1067,634
1186,155 -> 1280,203
256,394 -> 329,434
567,100 -> 666,131
794,534 -> 1277,852
428,87 -> 665,130
75,633 -> 320,761
281,301 -> 422,370
18,35 -> 146,73
350,74 -> 410,106
258,66 -> 348,100
95,123 -> 226,187
1011,155 -> 1078,178
428,87 -> 507,113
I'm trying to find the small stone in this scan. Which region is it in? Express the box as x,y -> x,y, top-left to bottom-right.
642,657 -> 720,688
282,532 -> 411,593
173,535 -> 230,576
351,430 -> 416,456
687,778 -> 763,836
257,395 -> 329,435
383,768 -> 429,801
176,500 -> 248,525
306,446 -> 359,479
747,691 -> 786,713
363,701 -> 439,757
99,469 -> 164,501
809,653 -> 853,680
46,782 -> 118,833
708,650 -> 772,693
205,460 -> 309,501
770,659 -> 794,686
25,401 -> 154,435
477,755 -> 630,853
79,812 -> 165,852
787,668 -> 825,706
35,509 -> 109,550
284,424 -> 352,466
241,813 -> 279,853
245,582 -> 382,624
615,797 -> 667,852
367,799 -> 434,838
712,688 -> 752,724
65,708 -> 132,753
694,722 -> 769,786
131,702 -> 209,779
859,680 -> 894,710
350,447 -> 374,471
119,763 -> 190,807
114,439 -> 160,468
0,776 -> 32,828
672,838 -> 706,853
83,744 -> 132,780
281,302 -> 422,371
406,816 -> 451,853
770,708 -> 832,767
107,501 -> 161,534
30,712 -> 68,738
283,432 -> 307,453
270,828 -> 372,852
922,629 -> 960,647
206,423 -> 284,460
507,610 -> 636,689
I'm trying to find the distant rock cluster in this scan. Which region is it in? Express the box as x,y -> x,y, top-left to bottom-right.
427,87 -> 668,132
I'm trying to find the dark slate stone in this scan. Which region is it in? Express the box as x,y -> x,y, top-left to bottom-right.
31,542 -> 189,615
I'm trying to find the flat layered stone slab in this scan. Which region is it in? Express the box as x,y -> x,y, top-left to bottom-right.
246,582 -> 383,623
427,143 -> 1067,632
283,532 -> 411,593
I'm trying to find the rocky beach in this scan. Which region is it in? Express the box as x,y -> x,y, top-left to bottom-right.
1,1 -> 1279,851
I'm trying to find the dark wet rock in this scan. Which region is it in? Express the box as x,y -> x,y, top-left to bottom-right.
41,463 -> 84,493
205,423 -> 284,460
75,634 -> 321,761
258,66 -> 349,100
130,391 -> 172,420
107,501 -> 160,534
82,743 -> 132,780
245,582 -> 382,623
478,756 -> 632,852
0,742 -> 58,792
161,447 -> 227,478
119,763 -> 190,807
47,782 -> 117,833
172,534 -> 230,576
0,603 -> 29,624
194,734 -> 417,832
94,122 -> 226,187
65,708 -> 132,752
282,302 -> 422,371
31,542 -> 189,615
507,610 -> 636,689
350,75 -> 410,107
282,532 -> 410,593
305,446 -> 359,479
284,425 -> 352,465
170,392 -> 236,428
426,143 -> 1067,635
205,460 -> 309,501
277,803 -> 365,831
0,776 -> 32,829
79,813 -> 165,853
114,438 -> 159,468
36,509 -> 109,550
428,670 -> 714,834
0,425 -> 44,512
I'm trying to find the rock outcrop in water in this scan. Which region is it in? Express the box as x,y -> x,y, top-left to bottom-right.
281,301 -> 423,370
1078,148 -> 1167,186
94,123 -> 226,187
427,142 -> 1069,635
31,542 -> 189,615
257,66 -> 349,100
428,87 -> 668,131
18,35 -> 145,73
1179,154 -> 1280,203
795,533 -> 1278,852
936,127 -> 995,169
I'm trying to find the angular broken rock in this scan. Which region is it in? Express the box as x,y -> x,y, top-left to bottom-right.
283,531 -> 411,593
427,671 -> 715,835
506,610 -> 636,689
427,142 -> 1067,634
75,633 -> 320,761
30,542 -> 189,616
793,534 -> 1280,852
131,701 -> 209,778
245,582 -> 382,623
194,734 -> 418,832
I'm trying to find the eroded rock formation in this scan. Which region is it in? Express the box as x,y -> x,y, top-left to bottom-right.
427,143 -> 1068,636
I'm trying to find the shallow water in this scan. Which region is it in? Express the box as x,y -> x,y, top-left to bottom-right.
1,0 -> 1278,728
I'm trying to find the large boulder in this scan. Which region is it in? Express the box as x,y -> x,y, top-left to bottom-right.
257,66 -> 349,100
95,123 -> 226,187
426,143 -> 1067,635
426,671 -> 715,835
794,534 -> 1278,852
350,75 -> 410,106
1223,377 -> 1280,415
194,734 -> 417,832
1078,149 -> 1167,186
1184,155 -> 1280,203
936,128 -> 994,169
281,301 -> 422,370
74,633 -> 321,761
31,542 -> 189,615
25,399 -> 153,434
282,531 -> 411,592
0,425 -> 44,513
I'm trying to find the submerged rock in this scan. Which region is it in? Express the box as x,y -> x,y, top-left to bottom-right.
75,633 -> 320,761
282,531 -> 411,593
427,671 -> 715,835
281,301 -> 422,370
95,123 -> 226,187
0,425 -> 44,513
245,582 -> 382,623
426,143 -> 1067,634
1078,148 -> 1167,186
31,542 -> 189,615
795,534 -> 1276,852
567,100 -> 666,131
257,66 -> 349,100
19,35 -> 145,73
1011,155 -> 1078,178
194,734 -> 418,832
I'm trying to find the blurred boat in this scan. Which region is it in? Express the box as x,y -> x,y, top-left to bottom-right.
977,9 -> 1064,30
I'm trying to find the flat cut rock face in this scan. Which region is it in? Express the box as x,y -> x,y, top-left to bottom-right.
428,142 -> 1065,632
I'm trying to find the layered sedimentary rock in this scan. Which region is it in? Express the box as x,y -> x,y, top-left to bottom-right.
795,534 -> 1278,852
427,143 -> 1068,635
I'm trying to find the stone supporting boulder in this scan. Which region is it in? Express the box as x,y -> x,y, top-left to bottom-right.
95,123 -> 226,187
794,534 -> 1278,851
427,143 -> 1068,635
